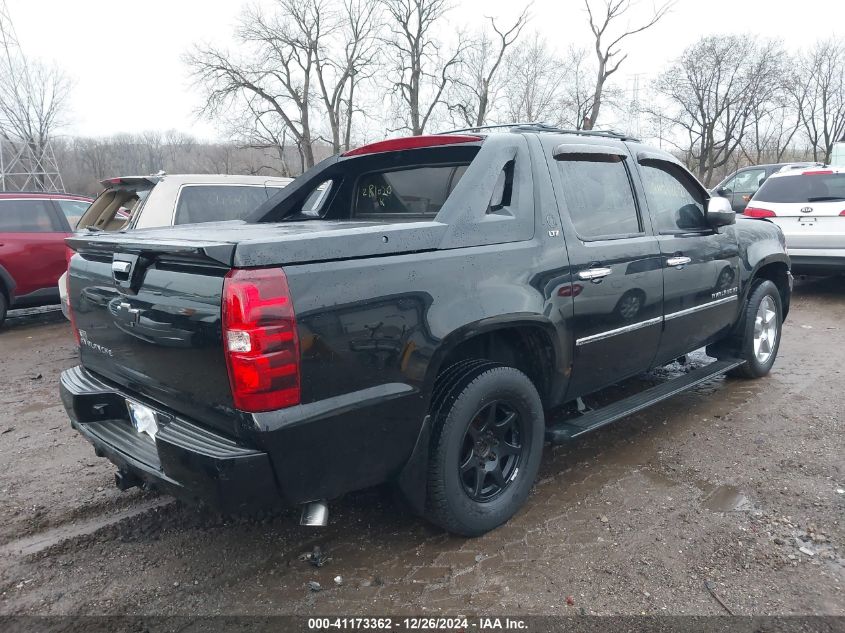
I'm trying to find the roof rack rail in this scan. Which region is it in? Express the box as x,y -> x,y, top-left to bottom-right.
0,190 -> 70,195
436,122 -> 639,142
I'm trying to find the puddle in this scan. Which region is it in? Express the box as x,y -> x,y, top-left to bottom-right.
700,484 -> 753,512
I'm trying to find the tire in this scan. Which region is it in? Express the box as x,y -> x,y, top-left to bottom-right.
723,280 -> 783,378
426,362 -> 544,536
0,291 -> 7,329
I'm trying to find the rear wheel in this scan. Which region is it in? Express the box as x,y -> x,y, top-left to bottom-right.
426,362 -> 544,536
0,291 -> 7,329
723,280 -> 783,378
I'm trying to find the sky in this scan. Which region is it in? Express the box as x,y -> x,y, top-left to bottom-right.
7,0 -> 845,141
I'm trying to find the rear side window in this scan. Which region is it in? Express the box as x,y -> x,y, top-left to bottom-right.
639,163 -> 707,232
55,199 -> 91,229
174,185 -> 281,225
754,173 -> 845,203
0,199 -> 62,232
556,157 -> 641,239
355,165 -> 468,218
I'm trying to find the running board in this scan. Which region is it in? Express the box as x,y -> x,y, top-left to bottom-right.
545,359 -> 745,444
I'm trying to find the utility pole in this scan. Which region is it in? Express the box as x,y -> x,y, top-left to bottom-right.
0,0 -> 65,192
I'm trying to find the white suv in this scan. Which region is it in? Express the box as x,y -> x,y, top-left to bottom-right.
60,173 -> 292,316
743,167 -> 845,274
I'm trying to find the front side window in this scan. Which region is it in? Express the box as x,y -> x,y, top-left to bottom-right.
556,157 -> 641,239
56,199 -> 91,229
0,199 -> 61,232
639,162 -> 707,232
174,185 -> 281,225
354,164 -> 468,217
731,168 -> 767,194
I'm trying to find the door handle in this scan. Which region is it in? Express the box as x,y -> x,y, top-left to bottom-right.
578,267 -> 612,281
666,256 -> 691,267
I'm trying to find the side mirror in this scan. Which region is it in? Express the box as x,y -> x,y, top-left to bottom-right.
715,187 -> 730,197
707,196 -> 736,227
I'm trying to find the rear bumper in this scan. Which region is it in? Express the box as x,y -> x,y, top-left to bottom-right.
60,365 -> 283,513
788,249 -> 845,274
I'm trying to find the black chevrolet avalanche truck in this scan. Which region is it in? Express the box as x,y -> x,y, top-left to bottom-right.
61,125 -> 792,536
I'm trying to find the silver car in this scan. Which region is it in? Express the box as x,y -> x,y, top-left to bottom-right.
742,167 -> 845,274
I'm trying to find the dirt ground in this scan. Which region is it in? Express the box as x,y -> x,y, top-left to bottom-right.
0,277 -> 842,617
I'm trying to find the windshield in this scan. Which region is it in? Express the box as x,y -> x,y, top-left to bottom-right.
754,173 -> 845,203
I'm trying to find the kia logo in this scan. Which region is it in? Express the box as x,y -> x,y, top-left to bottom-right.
800,206 -> 813,214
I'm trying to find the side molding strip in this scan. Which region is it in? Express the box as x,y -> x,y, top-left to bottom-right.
664,295 -> 738,321
576,295 -> 739,347
575,316 -> 663,347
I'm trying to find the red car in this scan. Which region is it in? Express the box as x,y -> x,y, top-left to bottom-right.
0,192 -> 92,327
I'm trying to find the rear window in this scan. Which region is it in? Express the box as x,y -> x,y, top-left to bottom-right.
754,173 -> 845,203
0,199 -> 62,232
354,165 -> 468,218
174,185 -> 283,225
556,157 -> 641,238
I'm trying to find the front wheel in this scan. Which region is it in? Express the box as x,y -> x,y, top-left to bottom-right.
0,292 -> 7,329
425,363 -> 544,536
726,280 -> 783,378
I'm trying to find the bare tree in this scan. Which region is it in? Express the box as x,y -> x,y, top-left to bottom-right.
649,35 -> 782,185
448,7 -> 530,128
582,0 -> 673,130
502,34 -> 566,124
188,0 -> 380,169
795,39 -> 845,163
381,0 -> 466,135
0,57 -> 72,176
559,46 -> 600,130
741,52 -> 804,164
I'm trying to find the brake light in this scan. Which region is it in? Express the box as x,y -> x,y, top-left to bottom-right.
222,268 -> 300,412
342,134 -> 481,157
66,253 -> 80,346
558,283 -> 584,297
840,210 -> 845,216
802,170 -> 834,175
744,207 -> 776,218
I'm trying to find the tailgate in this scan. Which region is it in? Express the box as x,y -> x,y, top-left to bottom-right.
67,233 -> 240,437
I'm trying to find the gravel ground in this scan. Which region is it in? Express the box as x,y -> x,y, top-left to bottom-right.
0,277 -> 842,616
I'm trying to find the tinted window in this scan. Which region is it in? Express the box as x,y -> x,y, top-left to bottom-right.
56,199 -> 91,229
174,185 -> 282,225
556,157 -> 640,238
639,163 -> 707,232
754,173 -> 845,203
0,199 -> 61,232
355,165 -> 468,217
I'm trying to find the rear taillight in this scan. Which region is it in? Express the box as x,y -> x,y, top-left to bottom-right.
222,268 -> 300,412
744,207 -> 776,218
66,252 -> 81,346
840,210 -> 845,216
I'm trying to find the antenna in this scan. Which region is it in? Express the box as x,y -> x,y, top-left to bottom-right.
0,0 -> 65,192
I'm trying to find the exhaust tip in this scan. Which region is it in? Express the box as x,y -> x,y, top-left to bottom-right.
300,500 -> 329,527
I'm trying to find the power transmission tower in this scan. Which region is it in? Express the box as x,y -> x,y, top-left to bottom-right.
626,73 -> 644,140
0,0 -> 65,192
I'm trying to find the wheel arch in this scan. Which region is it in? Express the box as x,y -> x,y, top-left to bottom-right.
423,315 -> 563,410
748,256 -> 791,320
0,264 -> 15,303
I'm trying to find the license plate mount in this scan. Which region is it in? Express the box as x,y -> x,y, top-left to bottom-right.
126,399 -> 159,441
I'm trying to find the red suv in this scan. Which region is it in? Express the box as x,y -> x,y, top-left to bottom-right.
0,192 -> 92,327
